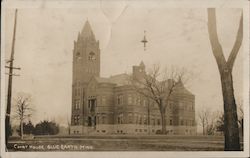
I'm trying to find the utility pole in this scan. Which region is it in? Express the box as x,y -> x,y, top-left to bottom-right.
5,9 -> 20,145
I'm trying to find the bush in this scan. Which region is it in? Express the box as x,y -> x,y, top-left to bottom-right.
33,120 -> 59,135
16,121 -> 35,136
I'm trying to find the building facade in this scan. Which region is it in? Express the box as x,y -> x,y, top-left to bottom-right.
70,21 -> 196,135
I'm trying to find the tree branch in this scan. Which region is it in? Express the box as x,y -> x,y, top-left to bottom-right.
227,12 -> 243,71
207,8 -> 227,72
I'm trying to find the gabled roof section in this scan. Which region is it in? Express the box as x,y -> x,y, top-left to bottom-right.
109,73 -> 130,86
93,73 -> 130,86
174,82 -> 194,96
95,77 -> 113,84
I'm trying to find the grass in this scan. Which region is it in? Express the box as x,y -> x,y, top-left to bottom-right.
7,135 -> 243,151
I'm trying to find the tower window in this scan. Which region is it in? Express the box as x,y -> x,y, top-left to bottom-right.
76,51 -> 81,60
88,52 -> 96,60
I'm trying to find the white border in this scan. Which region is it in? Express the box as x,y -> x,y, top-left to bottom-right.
1,0 -> 249,158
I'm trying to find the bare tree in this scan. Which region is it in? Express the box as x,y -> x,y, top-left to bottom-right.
237,100 -> 244,123
198,108 -> 210,135
130,64 -> 189,134
207,8 -> 243,150
13,93 -> 34,139
199,108 -> 219,135
237,101 -> 244,140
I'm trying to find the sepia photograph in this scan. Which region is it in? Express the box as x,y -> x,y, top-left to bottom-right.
1,0 -> 249,157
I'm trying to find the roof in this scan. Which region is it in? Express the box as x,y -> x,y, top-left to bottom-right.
94,73 -> 130,86
94,77 -> 113,84
109,73 -> 130,86
80,20 -> 96,41
174,82 -> 194,96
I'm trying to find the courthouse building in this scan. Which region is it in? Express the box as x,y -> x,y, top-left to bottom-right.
70,21 -> 197,135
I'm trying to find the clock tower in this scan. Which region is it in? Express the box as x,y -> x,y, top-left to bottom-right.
71,20 -> 100,128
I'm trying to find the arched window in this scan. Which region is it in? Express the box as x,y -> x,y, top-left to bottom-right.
88,52 -> 96,60
76,51 -> 81,60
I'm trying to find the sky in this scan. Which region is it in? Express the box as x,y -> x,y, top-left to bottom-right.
3,1 -> 245,129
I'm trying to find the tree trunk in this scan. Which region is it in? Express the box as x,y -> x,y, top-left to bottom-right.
159,99 -> 167,134
20,119 -> 24,140
220,70 -> 240,151
160,110 -> 166,134
202,123 -> 205,135
207,8 -> 242,150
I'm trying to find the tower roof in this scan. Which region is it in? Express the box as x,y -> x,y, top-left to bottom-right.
140,61 -> 145,67
80,20 -> 96,41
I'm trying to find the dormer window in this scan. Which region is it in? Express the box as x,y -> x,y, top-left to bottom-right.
88,52 -> 96,61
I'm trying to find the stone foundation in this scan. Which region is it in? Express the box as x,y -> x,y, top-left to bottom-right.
70,124 -> 197,135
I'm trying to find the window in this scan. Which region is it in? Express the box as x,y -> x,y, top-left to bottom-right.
74,115 -> 80,124
157,119 -> 160,125
88,52 -> 96,60
101,96 -> 106,105
77,88 -> 80,96
128,95 -> 132,105
139,115 -> 142,125
152,118 -> 155,126
118,114 -> 123,124
133,96 -> 137,104
134,114 -> 138,124
137,96 -> 141,105
180,120 -> 184,125
192,120 -> 195,126
76,51 -> 81,60
74,88 -> 77,96
75,100 -> 80,109
143,99 -> 147,107
179,102 -> 183,109
102,115 -> 106,124
170,119 -> 173,125
97,116 -> 99,124
143,115 -> 147,125
117,95 -> 123,105
128,113 -> 133,124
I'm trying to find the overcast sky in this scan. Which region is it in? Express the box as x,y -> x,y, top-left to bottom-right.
4,1 -> 245,129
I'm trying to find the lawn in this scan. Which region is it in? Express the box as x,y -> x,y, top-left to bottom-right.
7,135 -> 243,151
